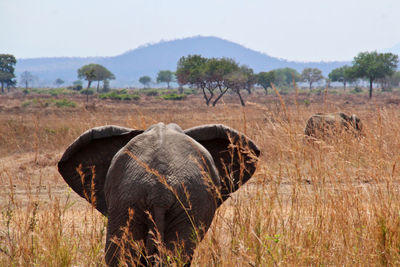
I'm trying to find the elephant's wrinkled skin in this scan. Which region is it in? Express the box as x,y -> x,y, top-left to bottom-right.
58,123 -> 260,266
304,112 -> 363,139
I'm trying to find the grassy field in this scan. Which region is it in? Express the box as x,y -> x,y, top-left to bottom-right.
2,88 -> 400,266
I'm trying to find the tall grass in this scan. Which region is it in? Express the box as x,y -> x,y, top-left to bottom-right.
1,91 -> 400,265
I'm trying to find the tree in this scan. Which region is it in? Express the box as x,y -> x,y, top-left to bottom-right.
240,65 -> 256,94
301,68 -> 324,90
176,55 -> 246,106
55,78 -> 64,87
77,64 -> 115,93
352,51 -> 399,98
257,71 -> 275,94
96,65 -> 115,91
389,71 -> 400,88
176,55 -> 208,102
139,76 -> 152,88
328,65 -> 355,90
20,71 -> 35,89
0,54 -> 16,93
224,65 -> 255,106
274,67 -> 300,87
204,58 -> 240,106
157,70 -> 174,88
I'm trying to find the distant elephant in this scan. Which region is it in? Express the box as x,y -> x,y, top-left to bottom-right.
304,112 -> 363,138
58,123 -> 260,266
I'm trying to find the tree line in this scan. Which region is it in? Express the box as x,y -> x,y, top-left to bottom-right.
1,50 -> 398,103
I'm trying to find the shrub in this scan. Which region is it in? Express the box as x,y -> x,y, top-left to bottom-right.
99,91 -> 140,101
160,93 -> 186,100
68,85 -> 83,91
183,88 -> 197,95
142,89 -> 159,96
350,87 -> 363,94
80,89 -> 95,95
54,99 -> 77,108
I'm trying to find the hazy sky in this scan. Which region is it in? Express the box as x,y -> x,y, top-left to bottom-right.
1,0 -> 399,61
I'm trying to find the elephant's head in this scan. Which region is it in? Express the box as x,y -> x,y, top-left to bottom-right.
57,123 -> 260,266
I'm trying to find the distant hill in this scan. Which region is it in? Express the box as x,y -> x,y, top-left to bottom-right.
16,36 -> 349,87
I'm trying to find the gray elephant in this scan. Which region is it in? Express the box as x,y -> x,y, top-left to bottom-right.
58,123 -> 260,266
304,112 -> 363,138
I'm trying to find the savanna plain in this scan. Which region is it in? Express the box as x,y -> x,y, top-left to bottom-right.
2,89 -> 400,266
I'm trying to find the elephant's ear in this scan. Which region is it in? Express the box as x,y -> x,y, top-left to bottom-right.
184,124 -> 260,202
58,125 -> 143,216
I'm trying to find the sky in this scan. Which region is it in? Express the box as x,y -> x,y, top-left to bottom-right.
1,0 -> 399,62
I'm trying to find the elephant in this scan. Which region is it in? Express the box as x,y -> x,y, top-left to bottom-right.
304,112 -> 363,139
58,123 -> 260,266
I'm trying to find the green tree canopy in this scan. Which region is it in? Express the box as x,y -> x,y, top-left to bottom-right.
77,64 -> 115,92
273,67 -> 300,87
20,71 -> 35,89
55,78 -> 64,87
224,65 -> 254,106
257,71 -> 275,94
156,70 -> 174,88
176,55 -> 249,106
0,54 -> 16,93
139,76 -> 152,88
328,65 -> 355,90
351,51 -> 399,98
301,68 -> 324,90
239,65 -> 256,94
176,54 -> 207,88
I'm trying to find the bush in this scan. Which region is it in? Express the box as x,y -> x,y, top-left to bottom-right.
183,88 -> 197,95
54,99 -> 77,108
68,85 -> 83,91
99,91 -> 140,101
351,87 -> 363,94
160,93 -> 186,100
80,89 -> 95,95
142,89 -> 159,96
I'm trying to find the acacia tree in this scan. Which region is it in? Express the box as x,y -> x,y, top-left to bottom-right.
240,65 -> 256,94
257,71 -> 275,94
78,64 -> 115,93
274,67 -> 300,87
139,76 -> 152,88
328,65 -> 354,90
157,70 -> 174,88
0,54 -> 16,93
225,66 -> 255,106
301,68 -> 324,90
20,71 -> 35,89
176,55 -> 208,102
352,51 -> 399,98
204,58 -> 240,106
177,55 -> 251,106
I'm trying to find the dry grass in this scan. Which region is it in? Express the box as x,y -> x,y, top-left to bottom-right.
2,90 -> 400,266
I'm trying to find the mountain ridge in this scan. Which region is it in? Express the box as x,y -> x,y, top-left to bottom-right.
16,36 -> 350,87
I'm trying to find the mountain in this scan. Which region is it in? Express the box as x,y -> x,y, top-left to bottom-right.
16,36 -> 349,87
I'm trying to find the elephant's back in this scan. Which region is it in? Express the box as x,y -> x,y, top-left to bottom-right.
305,113 -> 348,137
105,124 -> 220,213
